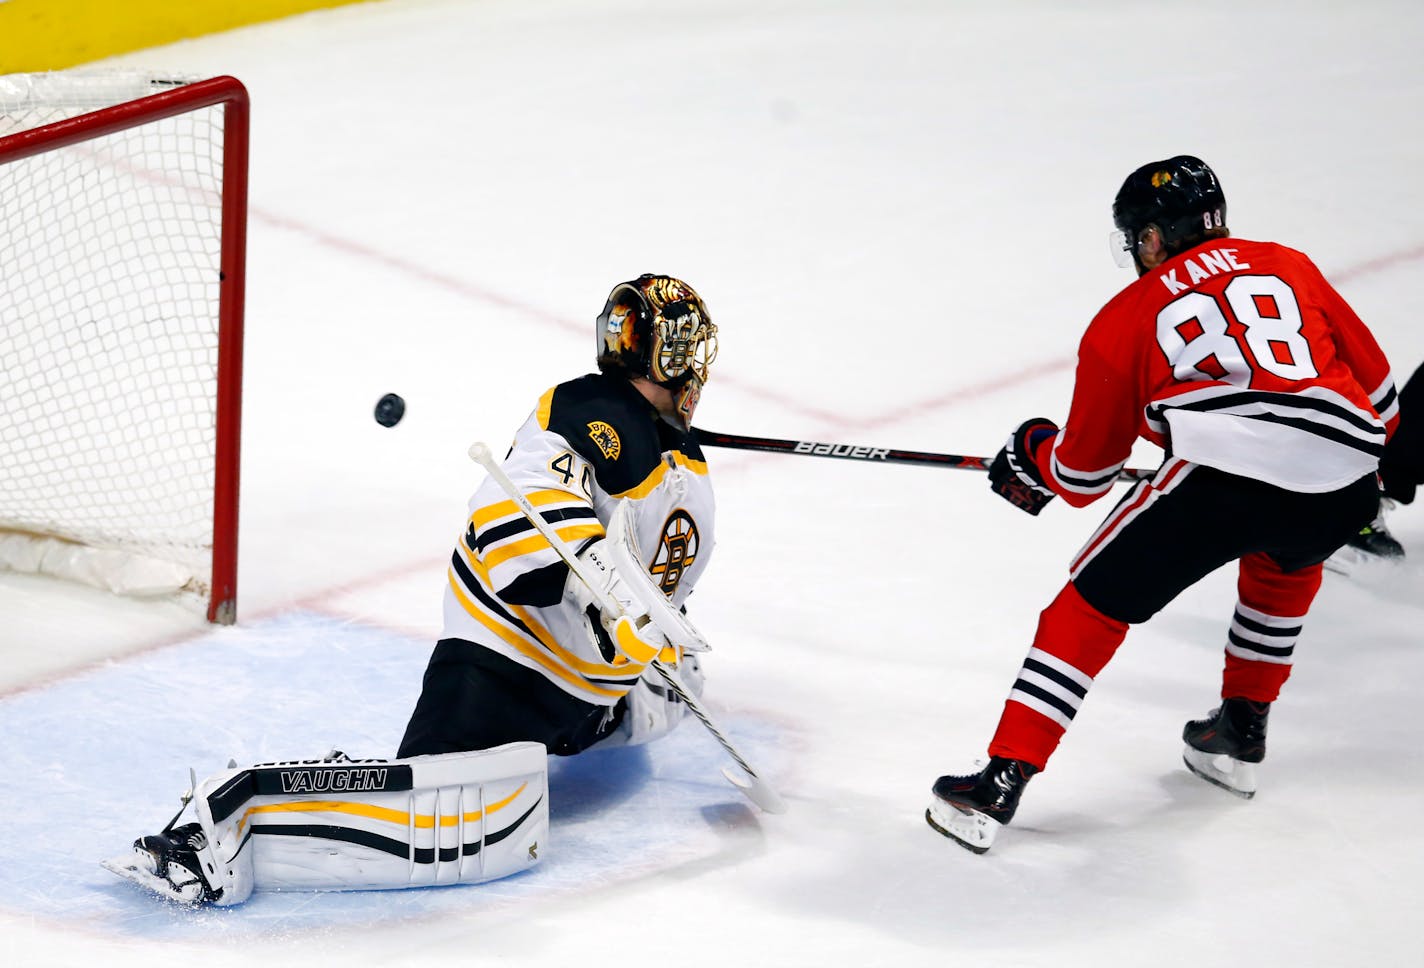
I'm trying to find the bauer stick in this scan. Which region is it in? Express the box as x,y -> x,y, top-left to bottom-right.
693,428 -> 1155,482
467,442 -> 787,814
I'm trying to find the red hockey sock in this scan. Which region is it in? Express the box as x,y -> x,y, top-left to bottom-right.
987,582 -> 1129,770
1220,554 -> 1320,701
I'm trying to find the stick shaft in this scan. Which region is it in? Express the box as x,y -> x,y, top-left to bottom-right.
693,428 -> 1154,481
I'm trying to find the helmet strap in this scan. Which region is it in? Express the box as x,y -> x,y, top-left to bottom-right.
667,374 -> 702,430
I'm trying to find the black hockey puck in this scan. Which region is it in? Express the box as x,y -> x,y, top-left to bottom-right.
374,392 -> 406,427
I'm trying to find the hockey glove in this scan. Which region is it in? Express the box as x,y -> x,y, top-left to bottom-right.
988,417 -> 1060,516
566,539 -> 669,665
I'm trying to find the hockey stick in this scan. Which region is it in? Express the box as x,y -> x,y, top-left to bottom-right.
467,442 -> 787,815
693,428 -> 1155,482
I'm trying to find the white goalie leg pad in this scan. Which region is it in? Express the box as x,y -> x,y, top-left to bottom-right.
192,742 -> 548,901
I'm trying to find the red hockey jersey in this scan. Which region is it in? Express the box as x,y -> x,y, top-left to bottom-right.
1036,238 -> 1399,504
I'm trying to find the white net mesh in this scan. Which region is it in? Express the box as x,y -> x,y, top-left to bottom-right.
0,71 -> 230,605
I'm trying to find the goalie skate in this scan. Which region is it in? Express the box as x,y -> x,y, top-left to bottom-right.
101,823 -> 219,905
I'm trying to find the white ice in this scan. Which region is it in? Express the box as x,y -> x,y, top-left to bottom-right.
3,1 -> 1423,966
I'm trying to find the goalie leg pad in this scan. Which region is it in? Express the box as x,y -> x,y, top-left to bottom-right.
110,743 -> 549,905
233,743 -> 548,895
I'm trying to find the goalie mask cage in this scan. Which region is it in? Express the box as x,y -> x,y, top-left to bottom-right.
0,73 -> 249,624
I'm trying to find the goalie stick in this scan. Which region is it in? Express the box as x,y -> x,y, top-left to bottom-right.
467,442 -> 787,815
693,428 -> 1155,482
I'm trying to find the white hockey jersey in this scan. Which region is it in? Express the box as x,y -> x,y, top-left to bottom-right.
442,373 -> 715,706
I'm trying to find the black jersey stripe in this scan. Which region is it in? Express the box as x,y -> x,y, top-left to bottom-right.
449,550 -> 641,687
1235,411 -> 1385,456
1053,463 -> 1121,491
474,505 -> 598,552
1149,389 -> 1386,439
450,550 -> 541,641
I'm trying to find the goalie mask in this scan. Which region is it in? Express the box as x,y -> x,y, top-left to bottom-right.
596,274 -> 718,429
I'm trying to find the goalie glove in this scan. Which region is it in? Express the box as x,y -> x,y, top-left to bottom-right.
566,538 -> 669,665
988,417 -> 1060,516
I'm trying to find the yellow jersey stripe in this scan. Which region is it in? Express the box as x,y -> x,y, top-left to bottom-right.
610,452 -> 709,500
447,567 -> 632,699
456,546 -> 642,679
536,386 -> 556,430
473,488 -> 584,530
480,522 -> 605,571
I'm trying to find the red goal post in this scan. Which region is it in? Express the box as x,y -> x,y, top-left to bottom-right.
0,73 -> 249,624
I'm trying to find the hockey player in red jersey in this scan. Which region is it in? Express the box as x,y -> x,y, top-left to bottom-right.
926,156 -> 1400,854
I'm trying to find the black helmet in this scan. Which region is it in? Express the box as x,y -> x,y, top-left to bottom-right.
596,274 -> 717,427
1111,155 -> 1227,269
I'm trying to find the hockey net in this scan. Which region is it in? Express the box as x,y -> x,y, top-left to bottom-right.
0,72 -> 248,624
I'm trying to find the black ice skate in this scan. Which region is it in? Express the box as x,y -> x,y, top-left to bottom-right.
101,822 -> 222,905
1182,697 -> 1269,799
1326,505 -> 1405,573
925,756 -> 1038,854
1346,514 -> 1405,560
101,771 -> 224,905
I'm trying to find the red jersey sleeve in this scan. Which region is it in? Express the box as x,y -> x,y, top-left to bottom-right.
1032,308 -> 1148,508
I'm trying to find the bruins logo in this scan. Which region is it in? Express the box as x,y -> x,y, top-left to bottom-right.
649,509 -> 700,595
587,421 -> 621,460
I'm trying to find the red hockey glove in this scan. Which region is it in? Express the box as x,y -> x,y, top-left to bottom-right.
988,418 -> 1060,516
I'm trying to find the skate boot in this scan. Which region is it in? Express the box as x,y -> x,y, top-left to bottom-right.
1328,502 -> 1405,573
101,822 -> 222,905
1182,698 -> 1269,799
925,756 -> 1038,854
1347,511 -> 1405,560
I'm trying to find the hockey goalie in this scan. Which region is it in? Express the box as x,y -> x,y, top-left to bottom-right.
103,273 -> 741,904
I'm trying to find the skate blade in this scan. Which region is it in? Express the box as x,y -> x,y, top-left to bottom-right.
1182,746 -> 1257,799
925,797 -> 999,854
100,852 -> 204,904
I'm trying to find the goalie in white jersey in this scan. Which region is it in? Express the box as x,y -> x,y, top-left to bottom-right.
398,273 -> 719,756
103,275 -> 720,907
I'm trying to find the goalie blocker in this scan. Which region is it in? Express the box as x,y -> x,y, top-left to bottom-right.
102,743 -> 548,905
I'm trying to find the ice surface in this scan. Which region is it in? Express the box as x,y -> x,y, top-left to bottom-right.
3,2 -> 1422,966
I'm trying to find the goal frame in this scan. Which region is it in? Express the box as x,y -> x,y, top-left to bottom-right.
0,75 -> 249,623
